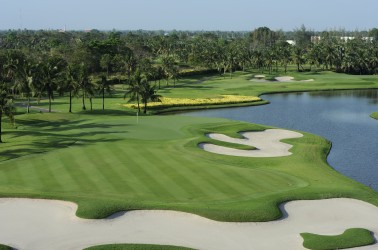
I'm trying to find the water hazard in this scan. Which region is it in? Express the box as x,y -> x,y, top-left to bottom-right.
182,89 -> 378,191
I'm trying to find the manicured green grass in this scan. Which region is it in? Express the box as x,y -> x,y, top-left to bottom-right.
84,244 -> 194,250
0,111 -> 377,222
2,70 -> 377,223
371,112 -> 378,120
301,228 -> 375,250
16,70 -> 378,115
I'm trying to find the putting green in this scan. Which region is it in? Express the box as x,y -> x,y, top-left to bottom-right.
0,112 -> 377,222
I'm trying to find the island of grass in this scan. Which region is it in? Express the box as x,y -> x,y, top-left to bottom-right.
371,112 -> 378,120
301,228 -> 375,250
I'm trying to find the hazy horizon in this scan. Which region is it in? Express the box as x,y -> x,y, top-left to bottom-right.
1,0 -> 377,32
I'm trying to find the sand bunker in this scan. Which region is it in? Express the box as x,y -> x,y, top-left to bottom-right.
199,129 -> 303,157
250,75 -> 314,83
0,198 -> 376,250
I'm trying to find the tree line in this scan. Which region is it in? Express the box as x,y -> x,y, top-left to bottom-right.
1,27 -> 378,142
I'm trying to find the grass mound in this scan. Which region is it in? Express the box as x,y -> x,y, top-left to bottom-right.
301,228 -> 375,250
371,112 -> 378,120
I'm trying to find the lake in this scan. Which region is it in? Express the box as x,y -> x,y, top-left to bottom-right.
182,89 -> 378,191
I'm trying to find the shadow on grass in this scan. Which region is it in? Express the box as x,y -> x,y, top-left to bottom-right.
1,116 -> 130,162
76,109 -> 137,116
0,132 -> 122,162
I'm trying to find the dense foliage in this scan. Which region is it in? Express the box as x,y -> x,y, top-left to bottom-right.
0,27 -> 377,140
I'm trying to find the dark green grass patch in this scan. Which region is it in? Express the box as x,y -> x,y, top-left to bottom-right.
84,244 -> 194,250
371,112 -> 378,120
301,228 -> 375,250
0,244 -> 13,250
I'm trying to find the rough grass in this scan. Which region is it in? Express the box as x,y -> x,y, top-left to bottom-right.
301,228 -> 375,250
0,112 -> 377,222
371,112 -> 378,120
84,244 -> 193,250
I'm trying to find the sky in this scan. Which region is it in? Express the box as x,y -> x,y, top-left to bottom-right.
0,0 -> 377,31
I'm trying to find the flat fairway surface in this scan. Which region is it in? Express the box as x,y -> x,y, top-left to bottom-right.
0,112 -> 377,221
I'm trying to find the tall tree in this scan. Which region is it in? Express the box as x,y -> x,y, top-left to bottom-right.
124,70 -> 144,113
65,65 -> 79,113
36,56 -> 66,112
0,82 -> 14,143
98,75 -> 113,110
139,80 -> 161,114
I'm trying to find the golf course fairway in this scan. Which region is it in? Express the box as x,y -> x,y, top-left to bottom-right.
1,112 -> 377,222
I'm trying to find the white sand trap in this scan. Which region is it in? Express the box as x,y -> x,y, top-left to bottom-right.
199,129 -> 303,157
275,76 -> 295,82
0,198 -> 376,250
254,74 -> 266,78
251,76 -> 314,83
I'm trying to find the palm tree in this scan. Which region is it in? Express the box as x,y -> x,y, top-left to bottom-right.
36,56 -> 67,112
98,75 -> 113,110
0,82 -> 15,143
161,56 -> 175,86
292,46 -> 306,72
13,59 -> 35,113
76,65 -> 95,111
65,65 -> 79,113
124,70 -> 143,113
139,80 -> 161,114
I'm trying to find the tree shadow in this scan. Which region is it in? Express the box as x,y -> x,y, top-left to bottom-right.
1,116 -> 132,162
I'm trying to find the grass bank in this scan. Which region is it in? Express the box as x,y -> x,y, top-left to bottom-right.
85,244 -> 193,250
301,228 -> 375,250
371,112 -> 378,120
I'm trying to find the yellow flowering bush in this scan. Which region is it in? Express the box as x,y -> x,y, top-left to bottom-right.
124,95 -> 261,109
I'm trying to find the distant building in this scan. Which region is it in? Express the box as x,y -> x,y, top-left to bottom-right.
311,36 -> 373,43
286,40 -> 296,45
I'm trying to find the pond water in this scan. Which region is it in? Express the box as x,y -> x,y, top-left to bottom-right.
181,89 -> 378,191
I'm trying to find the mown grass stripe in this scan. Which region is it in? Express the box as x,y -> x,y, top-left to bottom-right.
10,160 -> 43,190
2,161 -> 25,187
88,145 -> 139,194
139,147 -> 193,199
125,147 -> 177,200
109,143 -> 155,197
59,150 -> 102,193
31,156 -> 64,190
47,156 -> 82,191
169,154 -> 233,199
145,147 -> 209,199
182,156 -> 244,198
164,153 -> 222,198
74,148 -> 120,193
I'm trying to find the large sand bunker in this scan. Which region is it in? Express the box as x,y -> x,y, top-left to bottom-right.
250,75 -> 314,82
0,198 -> 376,249
199,129 -> 303,157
